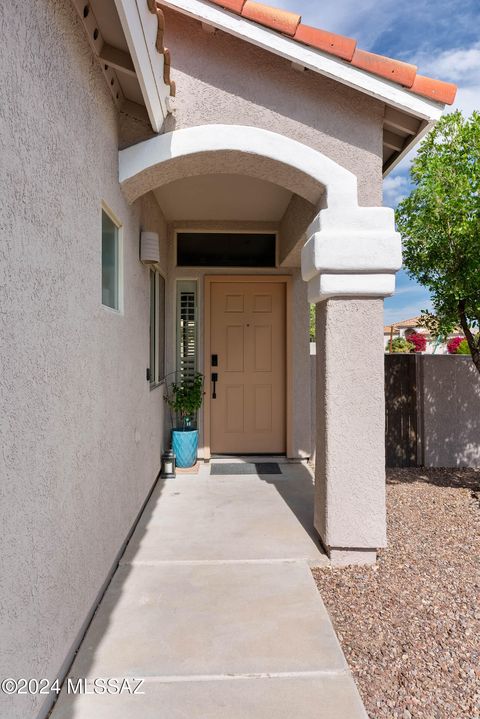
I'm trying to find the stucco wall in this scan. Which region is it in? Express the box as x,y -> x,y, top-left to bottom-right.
162,8 -> 384,207
421,356 -> 480,467
0,3 -> 167,718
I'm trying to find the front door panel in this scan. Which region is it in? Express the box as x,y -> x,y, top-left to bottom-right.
210,281 -> 286,454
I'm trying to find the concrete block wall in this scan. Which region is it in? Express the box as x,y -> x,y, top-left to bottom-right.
419,356 -> 480,468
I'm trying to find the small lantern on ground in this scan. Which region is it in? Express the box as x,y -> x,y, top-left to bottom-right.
160,449 -> 176,479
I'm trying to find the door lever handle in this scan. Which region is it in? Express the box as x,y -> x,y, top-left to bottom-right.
211,373 -> 218,399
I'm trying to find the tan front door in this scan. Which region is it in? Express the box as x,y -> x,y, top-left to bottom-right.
209,279 -> 286,454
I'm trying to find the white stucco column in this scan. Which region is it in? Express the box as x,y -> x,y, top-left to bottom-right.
301,207 -> 402,565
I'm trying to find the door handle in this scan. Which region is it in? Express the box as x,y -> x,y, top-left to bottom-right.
211,373 -> 218,399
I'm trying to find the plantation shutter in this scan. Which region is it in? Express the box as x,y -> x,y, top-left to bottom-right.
176,281 -> 197,382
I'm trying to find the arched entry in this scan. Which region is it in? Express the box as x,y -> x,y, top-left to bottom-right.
119,124 -> 402,565
119,124 -> 401,301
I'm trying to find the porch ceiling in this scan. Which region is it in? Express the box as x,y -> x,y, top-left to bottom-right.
153,174 -> 292,221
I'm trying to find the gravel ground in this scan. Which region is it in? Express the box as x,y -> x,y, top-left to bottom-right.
313,468 -> 480,719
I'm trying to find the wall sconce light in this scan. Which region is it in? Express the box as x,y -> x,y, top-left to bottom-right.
140,231 -> 160,264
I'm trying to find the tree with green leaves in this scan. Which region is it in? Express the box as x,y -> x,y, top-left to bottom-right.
396,111 -> 480,373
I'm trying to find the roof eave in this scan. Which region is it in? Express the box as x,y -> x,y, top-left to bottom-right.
159,0 -> 446,123
382,119 -> 435,177
114,0 -> 172,131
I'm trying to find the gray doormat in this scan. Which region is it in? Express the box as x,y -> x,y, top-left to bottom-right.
210,462 -> 282,475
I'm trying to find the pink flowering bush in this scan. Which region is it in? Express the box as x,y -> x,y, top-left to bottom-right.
406,331 -> 427,353
447,336 -> 464,354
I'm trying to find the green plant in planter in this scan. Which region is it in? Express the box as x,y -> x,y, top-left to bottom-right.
165,373 -> 204,429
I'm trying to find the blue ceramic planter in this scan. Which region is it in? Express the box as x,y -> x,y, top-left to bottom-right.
172,429 -> 198,468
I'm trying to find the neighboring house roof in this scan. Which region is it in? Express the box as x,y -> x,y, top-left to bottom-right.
204,0 -> 457,106
384,317 -> 423,333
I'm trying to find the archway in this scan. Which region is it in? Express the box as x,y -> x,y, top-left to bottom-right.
119,124 -> 402,564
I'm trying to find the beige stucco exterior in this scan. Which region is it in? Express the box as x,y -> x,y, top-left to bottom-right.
0,3 -> 167,718
160,8 -> 384,208
0,2 -> 401,717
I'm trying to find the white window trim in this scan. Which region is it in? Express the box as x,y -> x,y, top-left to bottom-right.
101,201 -> 124,315
149,268 -> 166,390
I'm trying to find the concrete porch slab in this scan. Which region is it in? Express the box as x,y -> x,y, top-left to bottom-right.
67,562 -> 346,678
121,467 -> 327,564
52,674 -> 368,719
50,468 -> 367,718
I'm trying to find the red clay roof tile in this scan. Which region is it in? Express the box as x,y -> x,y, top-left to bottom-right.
294,24 -> 356,62
410,74 -> 457,105
209,0 -> 246,14
154,0 -> 457,106
352,48 -> 417,87
242,0 -> 301,37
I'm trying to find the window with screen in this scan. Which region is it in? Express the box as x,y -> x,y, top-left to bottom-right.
101,208 -> 121,310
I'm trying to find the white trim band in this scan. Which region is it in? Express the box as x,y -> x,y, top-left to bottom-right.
302,207 -> 402,278
119,124 -> 359,208
307,274 -> 396,303
302,207 -> 401,301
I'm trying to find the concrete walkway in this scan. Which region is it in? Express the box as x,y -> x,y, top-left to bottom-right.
52,461 -> 367,718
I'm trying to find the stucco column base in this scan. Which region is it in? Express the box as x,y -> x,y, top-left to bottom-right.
314,298 -> 387,561
327,548 -> 378,567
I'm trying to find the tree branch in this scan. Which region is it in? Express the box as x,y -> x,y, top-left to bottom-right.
458,299 -> 480,374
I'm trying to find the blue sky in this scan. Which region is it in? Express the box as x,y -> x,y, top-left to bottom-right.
274,0 -> 480,323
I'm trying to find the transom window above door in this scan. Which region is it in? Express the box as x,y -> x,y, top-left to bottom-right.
176,233 -> 276,268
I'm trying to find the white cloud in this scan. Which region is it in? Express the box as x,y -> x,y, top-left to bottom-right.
270,0 -> 397,46
383,174 -> 410,207
413,43 -> 480,116
393,285 -> 425,297
415,44 -> 480,84
452,85 -> 480,117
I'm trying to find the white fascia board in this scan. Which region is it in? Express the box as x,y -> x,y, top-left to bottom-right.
114,0 -> 169,132
160,0 -> 445,122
